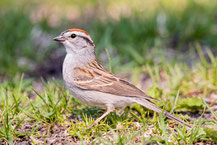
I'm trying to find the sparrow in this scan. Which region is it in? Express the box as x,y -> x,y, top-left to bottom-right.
53,28 -> 191,128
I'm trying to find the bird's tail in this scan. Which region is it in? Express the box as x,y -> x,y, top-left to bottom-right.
134,98 -> 192,128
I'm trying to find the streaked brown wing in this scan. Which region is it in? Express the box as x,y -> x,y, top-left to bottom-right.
73,60 -> 158,101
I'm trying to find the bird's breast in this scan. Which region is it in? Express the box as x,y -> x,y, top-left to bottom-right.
62,54 -> 77,84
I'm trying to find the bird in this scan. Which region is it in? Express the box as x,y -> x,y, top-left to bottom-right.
53,28 -> 191,129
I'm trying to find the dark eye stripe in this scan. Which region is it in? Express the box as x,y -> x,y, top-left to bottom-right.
80,36 -> 95,47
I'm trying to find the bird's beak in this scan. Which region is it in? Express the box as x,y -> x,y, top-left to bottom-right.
53,35 -> 65,42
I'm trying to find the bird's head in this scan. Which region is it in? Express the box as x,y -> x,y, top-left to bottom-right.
53,29 -> 95,54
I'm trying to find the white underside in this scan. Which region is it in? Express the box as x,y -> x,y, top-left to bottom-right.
65,82 -> 134,109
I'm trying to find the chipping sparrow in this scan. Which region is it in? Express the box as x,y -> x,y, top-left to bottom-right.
53,28 -> 191,128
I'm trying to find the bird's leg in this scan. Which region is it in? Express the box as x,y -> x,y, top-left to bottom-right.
87,106 -> 115,129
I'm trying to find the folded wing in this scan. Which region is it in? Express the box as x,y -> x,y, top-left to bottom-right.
73,60 -> 158,101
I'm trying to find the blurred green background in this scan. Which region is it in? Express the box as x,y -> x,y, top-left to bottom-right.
0,0 -> 217,76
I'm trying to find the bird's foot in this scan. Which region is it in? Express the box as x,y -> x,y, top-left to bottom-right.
82,122 -> 97,132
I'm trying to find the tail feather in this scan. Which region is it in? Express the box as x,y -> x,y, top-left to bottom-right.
135,98 -> 192,128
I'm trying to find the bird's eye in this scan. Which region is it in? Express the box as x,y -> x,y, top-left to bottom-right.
71,34 -> 76,38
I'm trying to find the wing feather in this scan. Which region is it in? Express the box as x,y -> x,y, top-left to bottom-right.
73,60 -> 159,101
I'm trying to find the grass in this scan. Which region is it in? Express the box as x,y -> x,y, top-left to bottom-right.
90,0 -> 217,66
0,49 -> 216,144
0,10 -> 33,74
0,0 -> 217,75
0,9 -> 57,75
